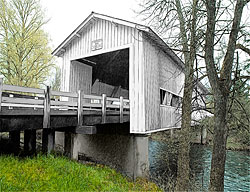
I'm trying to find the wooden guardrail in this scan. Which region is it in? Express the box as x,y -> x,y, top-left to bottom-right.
0,79 -> 130,127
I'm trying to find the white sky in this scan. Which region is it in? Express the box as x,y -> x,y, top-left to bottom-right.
40,0 -> 143,50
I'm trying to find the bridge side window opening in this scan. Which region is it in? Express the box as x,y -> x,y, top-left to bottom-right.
160,88 -> 182,107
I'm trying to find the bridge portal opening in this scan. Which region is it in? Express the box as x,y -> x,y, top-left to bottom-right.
76,48 -> 129,99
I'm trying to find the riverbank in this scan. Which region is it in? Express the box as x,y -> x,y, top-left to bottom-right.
0,155 -> 161,191
150,130 -> 250,151
226,137 -> 250,151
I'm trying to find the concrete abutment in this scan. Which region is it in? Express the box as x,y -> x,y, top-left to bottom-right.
55,130 -> 149,179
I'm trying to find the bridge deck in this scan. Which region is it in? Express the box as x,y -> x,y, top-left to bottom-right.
0,107 -> 129,132
0,80 -> 130,133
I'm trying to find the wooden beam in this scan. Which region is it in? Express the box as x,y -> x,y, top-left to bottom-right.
83,114 -> 129,125
75,126 -> 97,134
111,86 -> 121,97
42,86 -> 55,153
42,129 -> 55,153
51,90 -> 78,98
80,58 -> 97,66
2,97 -> 44,105
75,33 -> 81,38
120,96 -> 124,123
77,90 -> 83,127
3,84 -> 44,94
0,78 -> 2,111
0,107 -> 129,116
101,94 -> 106,123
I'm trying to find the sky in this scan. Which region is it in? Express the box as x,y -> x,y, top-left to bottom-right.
40,0 -> 143,50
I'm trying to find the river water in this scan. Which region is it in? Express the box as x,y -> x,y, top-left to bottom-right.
149,139 -> 250,191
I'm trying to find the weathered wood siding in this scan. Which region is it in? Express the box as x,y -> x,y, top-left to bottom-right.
160,106 -> 181,128
69,61 -> 92,94
159,53 -> 184,96
142,34 -> 184,132
61,17 -> 145,133
142,38 -> 160,132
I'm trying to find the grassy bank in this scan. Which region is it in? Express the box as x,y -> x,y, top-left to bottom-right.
0,155 -> 160,191
226,137 -> 250,151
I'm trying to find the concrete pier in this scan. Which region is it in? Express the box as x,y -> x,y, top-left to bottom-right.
55,129 -> 149,179
24,129 -> 36,154
9,131 -> 20,154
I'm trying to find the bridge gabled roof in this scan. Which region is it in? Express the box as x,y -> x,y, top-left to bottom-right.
52,12 -> 183,69
52,12 -> 146,56
52,12 -> 209,94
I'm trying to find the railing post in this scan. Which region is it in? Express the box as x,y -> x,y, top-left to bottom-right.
0,77 -> 2,111
9,94 -> 13,109
43,86 -> 51,128
77,90 -> 83,127
34,96 -> 38,110
42,86 -> 55,153
119,96 -> 124,123
101,94 -> 106,123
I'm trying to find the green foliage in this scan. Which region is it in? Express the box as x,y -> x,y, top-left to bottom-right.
0,0 -> 54,88
50,66 -> 61,91
200,63 -> 250,150
0,155 -> 161,191
227,81 -> 250,148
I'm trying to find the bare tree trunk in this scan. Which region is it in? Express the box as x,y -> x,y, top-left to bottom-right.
176,0 -> 198,190
205,0 -> 247,191
176,76 -> 193,190
209,91 -> 228,191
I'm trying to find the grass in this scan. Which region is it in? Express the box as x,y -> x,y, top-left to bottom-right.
0,155 -> 161,191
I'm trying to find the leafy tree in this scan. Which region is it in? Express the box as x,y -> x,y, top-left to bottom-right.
0,0 -> 54,88
51,66 -> 61,91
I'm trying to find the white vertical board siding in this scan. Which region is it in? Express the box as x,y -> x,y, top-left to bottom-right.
142,35 -> 184,132
69,61 -> 92,94
61,46 -> 71,92
61,18 -> 136,92
160,106 -> 181,128
130,31 -> 146,133
142,37 -> 160,132
158,49 -> 184,129
159,52 -> 184,96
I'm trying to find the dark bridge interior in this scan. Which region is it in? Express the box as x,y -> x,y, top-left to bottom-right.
79,48 -> 129,90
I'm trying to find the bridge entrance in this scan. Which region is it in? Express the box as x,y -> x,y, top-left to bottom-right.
70,48 -> 129,100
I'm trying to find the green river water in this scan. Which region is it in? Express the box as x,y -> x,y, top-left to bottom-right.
149,139 -> 250,191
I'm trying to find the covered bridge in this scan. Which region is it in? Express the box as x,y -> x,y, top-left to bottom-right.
52,12 -> 200,134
